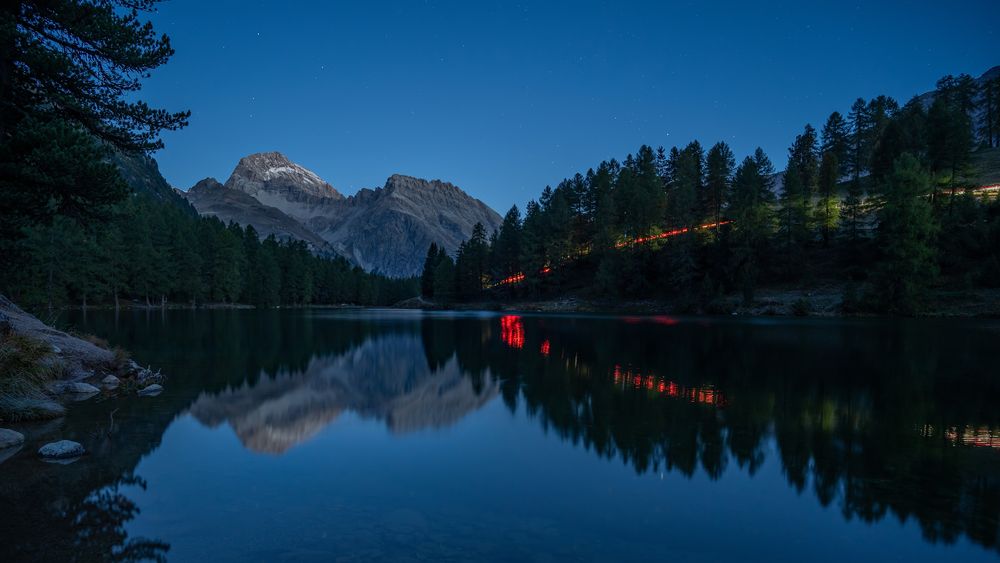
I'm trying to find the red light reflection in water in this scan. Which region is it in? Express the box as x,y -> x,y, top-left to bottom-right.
612,365 -> 726,407
500,315 -> 525,349
921,425 -> 1000,449
540,340 -> 551,357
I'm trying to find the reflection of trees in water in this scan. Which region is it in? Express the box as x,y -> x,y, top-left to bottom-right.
1,471 -> 167,562
67,474 -> 168,562
47,310 -> 1000,555
422,315 -> 1000,553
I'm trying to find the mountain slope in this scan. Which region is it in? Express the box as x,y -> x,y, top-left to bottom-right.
114,152 -> 194,212
223,151 -> 343,223
183,152 -> 502,277
183,178 -> 334,253
312,174 -> 502,276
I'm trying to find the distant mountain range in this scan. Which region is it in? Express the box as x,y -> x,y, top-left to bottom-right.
181,152 -> 502,277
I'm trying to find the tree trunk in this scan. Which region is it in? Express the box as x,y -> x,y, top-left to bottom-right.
114,289 -> 119,311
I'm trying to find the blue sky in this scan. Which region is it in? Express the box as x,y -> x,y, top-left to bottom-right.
142,0 -> 999,212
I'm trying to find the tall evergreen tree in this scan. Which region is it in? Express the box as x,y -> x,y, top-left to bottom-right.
432,254 -> 456,302
494,206 -> 523,280
821,112 -> 850,177
847,98 -> 870,182
928,77 -> 974,196
421,242 -> 440,298
778,124 -> 819,270
0,0 -> 189,240
815,151 -> 840,246
729,148 -> 776,303
520,200 -> 547,294
705,141 -> 736,231
455,223 -> 490,298
869,154 -> 937,314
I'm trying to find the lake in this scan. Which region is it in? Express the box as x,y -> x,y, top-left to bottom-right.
2,309 -> 999,562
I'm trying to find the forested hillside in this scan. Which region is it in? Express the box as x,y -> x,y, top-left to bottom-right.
427,70 -> 1000,314
0,155 -> 417,309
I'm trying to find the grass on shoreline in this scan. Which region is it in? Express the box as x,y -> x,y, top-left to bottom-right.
0,332 -> 65,422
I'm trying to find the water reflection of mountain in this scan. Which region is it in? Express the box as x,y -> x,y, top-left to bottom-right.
189,333 -> 498,453
5,310 -> 998,559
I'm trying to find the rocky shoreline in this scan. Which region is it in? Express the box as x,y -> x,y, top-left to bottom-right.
0,294 -> 165,463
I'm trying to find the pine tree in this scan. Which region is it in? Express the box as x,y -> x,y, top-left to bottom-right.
729,148 -> 776,304
927,96 -> 973,197
815,151 -> 840,245
520,200 -> 546,294
667,142 -> 703,229
259,236 -> 282,306
821,112 -> 850,177
171,219 -> 204,305
421,242 -> 440,298
841,178 -> 866,244
0,1 -> 189,239
494,206 -> 523,280
705,142 -> 736,231
455,223 -> 489,298
869,154 -> 937,314
432,254 -> 456,302
778,125 -> 819,270
663,142 -> 704,294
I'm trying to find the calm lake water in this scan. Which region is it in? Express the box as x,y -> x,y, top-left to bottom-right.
2,309 -> 999,562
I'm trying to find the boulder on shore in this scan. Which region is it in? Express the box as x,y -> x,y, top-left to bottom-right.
37,440 -> 85,459
0,428 -> 25,449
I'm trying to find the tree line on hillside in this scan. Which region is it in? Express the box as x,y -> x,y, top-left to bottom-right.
0,1 -> 416,311
423,73 -> 1000,314
0,195 -> 418,309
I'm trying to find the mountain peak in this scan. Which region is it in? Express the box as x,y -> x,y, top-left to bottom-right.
228,152 -> 339,195
223,152 -> 344,222
188,177 -> 224,194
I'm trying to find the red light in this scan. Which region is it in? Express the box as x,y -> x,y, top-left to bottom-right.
615,220 -> 733,248
500,315 -> 525,349
540,340 -> 551,357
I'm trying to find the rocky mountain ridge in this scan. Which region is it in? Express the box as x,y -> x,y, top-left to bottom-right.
184,177 -> 336,254
181,152 -> 502,277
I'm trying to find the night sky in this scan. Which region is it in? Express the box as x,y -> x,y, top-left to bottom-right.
143,0 -> 999,213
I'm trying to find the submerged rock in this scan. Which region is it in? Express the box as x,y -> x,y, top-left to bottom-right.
102,374 -> 120,387
0,428 -> 25,449
37,440 -> 85,459
137,384 -> 163,397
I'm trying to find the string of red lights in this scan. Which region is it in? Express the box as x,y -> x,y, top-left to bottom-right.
491,220 -> 732,288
